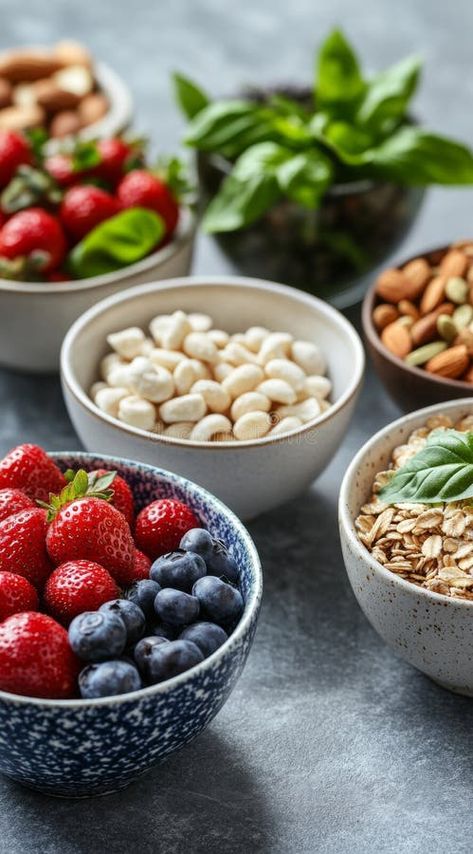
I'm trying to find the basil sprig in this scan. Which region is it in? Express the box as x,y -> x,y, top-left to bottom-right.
379,430 -> 473,504
174,28 -> 473,233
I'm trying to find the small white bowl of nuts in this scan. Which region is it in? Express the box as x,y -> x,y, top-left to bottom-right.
61,276 -> 364,518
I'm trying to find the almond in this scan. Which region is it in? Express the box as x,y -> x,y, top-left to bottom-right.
398,299 -> 419,321
0,49 -> 62,82
49,109 -> 81,138
0,78 -> 12,109
463,365 -> 473,383
425,344 -> 469,379
411,302 -> 455,346
402,257 -> 431,293
0,103 -> 45,130
381,321 -> 412,358
420,276 -> 446,314
375,269 -> 411,303
439,249 -> 468,278
78,93 -> 108,126
53,40 -> 92,69
454,329 -> 473,356
373,303 -> 399,330
34,78 -> 80,113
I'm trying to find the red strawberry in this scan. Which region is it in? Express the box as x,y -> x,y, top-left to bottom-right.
0,508 -> 52,588
0,573 -> 39,621
89,469 -> 134,527
0,444 -> 65,502
117,170 -> 179,237
44,153 -> 76,187
0,488 -> 35,523
48,270 -> 70,282
95,138 -> 133,183
130,548 -> 152,582
44,559 -> 119,625
60,185 -> 119,241
0,208 -> 66,273
135,499 -> 199,559
0,131 -> 32,189
0,612 -> 79,698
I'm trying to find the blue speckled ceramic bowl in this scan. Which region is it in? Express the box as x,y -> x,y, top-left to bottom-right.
0,452 -> 262,798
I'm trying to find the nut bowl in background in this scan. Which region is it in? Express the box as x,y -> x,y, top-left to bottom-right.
0,451 -> 262,797
61,276 -> 365,519
339,398 -> 473,697
0,207 -> 195,373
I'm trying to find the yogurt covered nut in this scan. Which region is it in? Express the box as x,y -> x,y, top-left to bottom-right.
149,348 -> 185,371
107,363 -> 133,389
90,381 -> 107,400
277,397 -> 321,423
160,311 -> 191,351
304,375 -> 332,399
291,340 -> 326,375
190,414 -> 233,442
265,358 -> 306,391
257,378 -> 297,405
190,379 -> 231,413
149,314 -> 172,344
213,362 -> 233,382
127,357 -> 174,403
163,421 -> 194,439
188,313 -> 212,332
222,364 -> 264,398
100,352 -> 122,382
95,386 -> 128,417
220,342 -> 260,367
118,395 -> 156,431
270,416 -> 303,436
174,358 -> 210,395
159,393 -> 207,424
208,329 -> 230,348
183,332 -> 219,364
233,411 -> 272,441
245,326 -> 269,353
107,327 -> 146,360
140,338 -> 155,357
259,332 -> 293,364
231,391 -> 271,421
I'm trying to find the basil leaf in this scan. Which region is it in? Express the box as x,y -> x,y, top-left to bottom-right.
203,171 -> 280,232
173,72 -> 210,119
357,55 -> 421,130
379,430 -> 473,504
316,29 -> 365,105
322,121 -> 374,162
232,141 -> 293,177
68,208 -> 164,279
368,127 -> 473,184
184,100 -> 272,159
276,150 -> 333,208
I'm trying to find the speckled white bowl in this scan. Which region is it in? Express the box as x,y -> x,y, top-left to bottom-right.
0,207 -> 195,373
339,398 -> 473,696
61,276 -> 365,519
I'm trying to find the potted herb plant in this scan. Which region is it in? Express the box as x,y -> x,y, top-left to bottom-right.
174,29 -> 473,307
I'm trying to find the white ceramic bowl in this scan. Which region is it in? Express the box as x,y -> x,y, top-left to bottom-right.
61,276 -> 365,519
339,398 -> 473,697
0,208 -> 195,373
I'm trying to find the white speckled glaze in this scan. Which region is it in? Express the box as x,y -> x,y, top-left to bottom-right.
339,398 -> 473,697
61,276 -> 364,519
0,452 -> 262,798
0,208 -> 195,374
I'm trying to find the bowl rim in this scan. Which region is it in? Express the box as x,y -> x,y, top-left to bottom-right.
0,450 -> 263,708
61,275 -> 365,449
361,242 -> 473,393
0,206 -> 196,295
339,396 -> 473,609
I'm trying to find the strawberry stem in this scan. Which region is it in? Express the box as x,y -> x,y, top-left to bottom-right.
37,468 -> 117,522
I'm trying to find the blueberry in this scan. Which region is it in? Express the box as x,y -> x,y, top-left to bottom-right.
205,539 -> 239,584
179,621 -> 228,658
126,579 -> 161,619
146,639 -> 204,684
148,621 -> 177,640
99,599 -> 145,645
154,588 -> 200,627
192,577 -> 243,625
150,550 -> 206,592
134,635 -> 170,678
69,611 -> 127,661
180,528 -> 213,560
79,660 -> 142,699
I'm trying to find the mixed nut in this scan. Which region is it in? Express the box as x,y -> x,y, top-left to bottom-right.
92,311 -> 333,441
373,241 -> 473,381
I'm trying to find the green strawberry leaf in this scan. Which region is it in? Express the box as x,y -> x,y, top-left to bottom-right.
379,430 -> 473,504
173,72 -> 210,119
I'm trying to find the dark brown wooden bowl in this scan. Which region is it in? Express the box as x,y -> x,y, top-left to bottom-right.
362,244 -> 473,412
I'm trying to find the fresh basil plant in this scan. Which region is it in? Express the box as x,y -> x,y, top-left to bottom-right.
173,29 -> 473,233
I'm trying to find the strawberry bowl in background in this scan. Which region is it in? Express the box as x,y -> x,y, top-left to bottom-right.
0,451 -> 262,797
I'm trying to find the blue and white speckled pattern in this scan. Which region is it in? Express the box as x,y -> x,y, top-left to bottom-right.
0,453 -> 262,797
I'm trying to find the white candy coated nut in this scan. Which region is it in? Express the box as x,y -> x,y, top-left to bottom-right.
233,411 -> 271,441
320,400 -> 331,412
270,416 -> 303,436
265,358 -> 306,391
191,379 -> 231,413
304,375 -> 332,400
190,414 -> 232,442
127,357 -> 174,403
277,397 -> 321,423
222,364 -> 264,399
258,332 -> 293,364
230,391 -> 271,421
90,381 -> 107,400
149,314 -> 172,344
174,359 -> 209,395
118,395 -> 156,431
188,313 -> 212,332
230,333 -> 247,345
183,332 -> 219,364
149,348 -> 185,371
160,311 -> 192,350
163,421 -> 194,439
257,378 -> 297,405
220,342 -> 260,366
106,327 -> 145,360
213,362 -> 233,382
95,386 -> 128,417
245,326 -> 269,353
140,338 -> 155,357
100,352 -> 122,382
160,393 -> 207,424
291,340 -> 326,375
208,329 -> 230,348
107,363 -> 133,389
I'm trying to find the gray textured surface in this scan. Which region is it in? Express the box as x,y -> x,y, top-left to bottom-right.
1,1 -> 473,852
